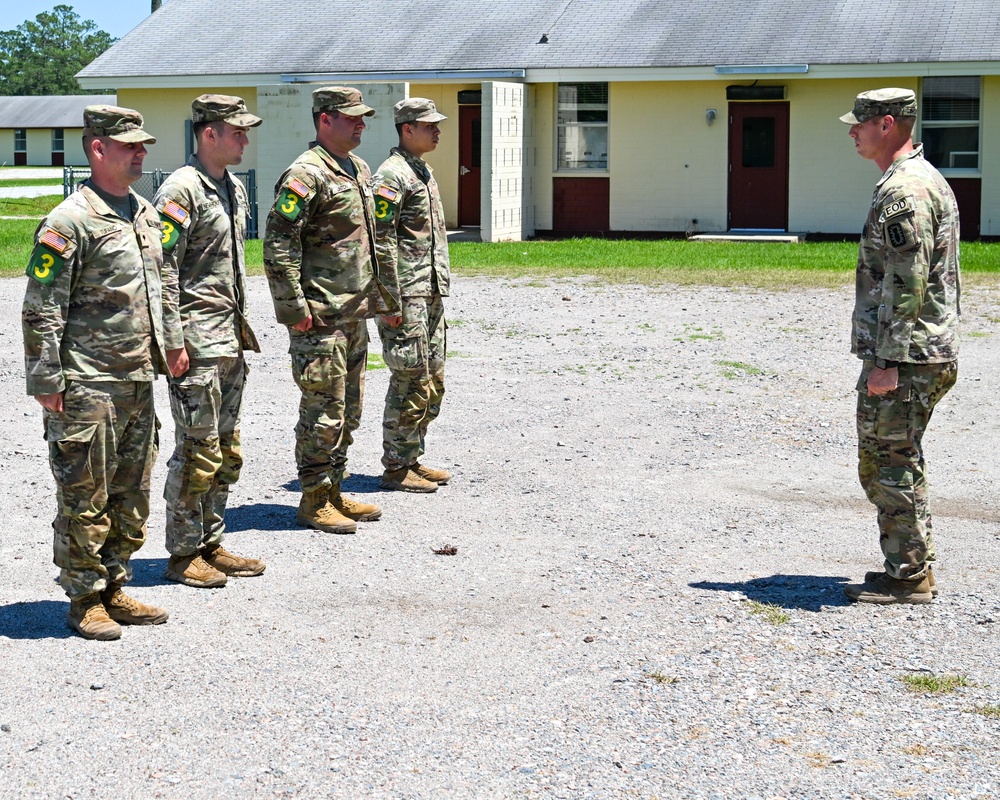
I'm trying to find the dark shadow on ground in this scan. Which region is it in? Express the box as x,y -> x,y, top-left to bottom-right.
0,599 -> 73,639
690,574 -> 853,611
225,502 -> 301,533
128,557 -> 171,588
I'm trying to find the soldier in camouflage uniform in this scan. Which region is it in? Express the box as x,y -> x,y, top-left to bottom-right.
840,89 -> 961,605
154,95 -> 266,588
373,98 -> 452,493
264,86 -> 397,533
22,105 -> 182,639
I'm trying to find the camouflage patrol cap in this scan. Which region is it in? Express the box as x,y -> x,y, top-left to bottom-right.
840,88 -> 918,124
83,105 -> 156,143
191,94 -> 263,127
312,86 -> 375,117
394,97 -> 447,125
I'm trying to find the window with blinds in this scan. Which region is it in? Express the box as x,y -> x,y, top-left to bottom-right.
556,83 -> 609,171
921,77 -> 980,172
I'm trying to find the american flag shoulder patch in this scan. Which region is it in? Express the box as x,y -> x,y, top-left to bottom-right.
287,177 -> 311,198
161,199 -> 190,225
39,228 -> 70,254
376,185 -> 400,202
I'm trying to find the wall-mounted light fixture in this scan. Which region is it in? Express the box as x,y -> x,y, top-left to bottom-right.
706,108 -> 717,126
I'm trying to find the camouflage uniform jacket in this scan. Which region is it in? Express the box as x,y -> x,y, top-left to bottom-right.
372,147 -> 451,305
263,144 -> 396,344
153,155 -> 259,358
22,183 -> 175,396
853,145 -> 961,364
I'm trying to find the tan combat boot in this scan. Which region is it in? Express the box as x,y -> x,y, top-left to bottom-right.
865,566 -> 938,598
165,553 -> 228,588
101,584 -> 169,625
413,463 -> 452,485
330,484 -> 382,521
380,467 -> 438,493
203,544 -> 266,577
296,487 -> 357,534
67,593 -> 122,640
844,571 -> 933,604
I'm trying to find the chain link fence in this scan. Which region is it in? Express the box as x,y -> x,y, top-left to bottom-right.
63,167 -> 259,239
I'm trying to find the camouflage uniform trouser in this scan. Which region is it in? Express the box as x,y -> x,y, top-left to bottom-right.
856,359 -> 957,580
164,355 -> 245,556
46,380 -> 157,600
291,320 -> 368,492
376,294 -> 446,471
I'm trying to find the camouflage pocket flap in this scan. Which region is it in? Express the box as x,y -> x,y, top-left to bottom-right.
44,420 -> 99,444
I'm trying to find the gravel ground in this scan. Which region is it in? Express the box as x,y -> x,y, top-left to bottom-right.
1,273 -> 999,799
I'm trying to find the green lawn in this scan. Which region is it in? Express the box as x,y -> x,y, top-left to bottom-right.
5,208 -> 1000,287
0,178 -> 64,188
0,194 -> 63,219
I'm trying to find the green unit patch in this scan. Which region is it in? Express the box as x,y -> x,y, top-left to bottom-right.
26,246 -> 65,286
276,187 -> 305,221
159,212 -> 181,251
373,196 -> 396,222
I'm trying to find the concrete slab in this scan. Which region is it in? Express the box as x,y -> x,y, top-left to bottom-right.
689,231 -> 807,243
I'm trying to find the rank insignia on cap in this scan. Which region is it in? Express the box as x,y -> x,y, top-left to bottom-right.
39,228 -> 69,254
376,185 -> 400,202
287,177 -> 311,198
161,199 -> 189,225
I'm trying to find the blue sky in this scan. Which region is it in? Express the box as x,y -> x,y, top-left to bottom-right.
1,1 -> 157,40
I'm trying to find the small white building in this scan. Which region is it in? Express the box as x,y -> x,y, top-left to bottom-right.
0,96 -> 116,167
76,0 -> 1000,240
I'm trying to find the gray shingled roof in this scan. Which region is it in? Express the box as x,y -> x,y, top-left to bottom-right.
0,96 -> 117,128
78,0 -> 1000,79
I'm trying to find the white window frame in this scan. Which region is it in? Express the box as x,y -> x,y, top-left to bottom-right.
920,76 -> 981,177
14,129 -> 26,153
51,128 -> 64,153
555,82 -> 609,173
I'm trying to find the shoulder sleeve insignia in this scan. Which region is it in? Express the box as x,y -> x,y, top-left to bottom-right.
273,177 -> 313,222
158,199 -> 189,251
376,184 -> 400,202
26,238 -> 67,286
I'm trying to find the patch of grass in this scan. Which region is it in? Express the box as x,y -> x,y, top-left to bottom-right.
637,322 -> 656,332
647,670 -> 680,685
447,318 -> 465,327
901,743 -> 929,756
899,673 -> 972,695
0,194 -> 62,219
366,352 -> 386,370
0,218 -> 41,276
0,178 -> 63,188
716,359 -> 765,379
973,704 -> 1000,718
674,323 -> 724,342
745,600 -> 790,625
966,331 -> 992,338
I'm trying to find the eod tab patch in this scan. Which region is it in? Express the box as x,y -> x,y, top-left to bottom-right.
26,227 -> 69,286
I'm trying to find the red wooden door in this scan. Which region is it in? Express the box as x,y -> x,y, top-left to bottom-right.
458,105 -> 481,226
728,102 -> 789,230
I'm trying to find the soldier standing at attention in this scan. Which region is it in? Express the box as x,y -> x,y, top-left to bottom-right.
840,89 -> 960,605
264,86 -> 396,534
22,105 -> 181,639
154,95 -> 266,588
373,98 -> 452,493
